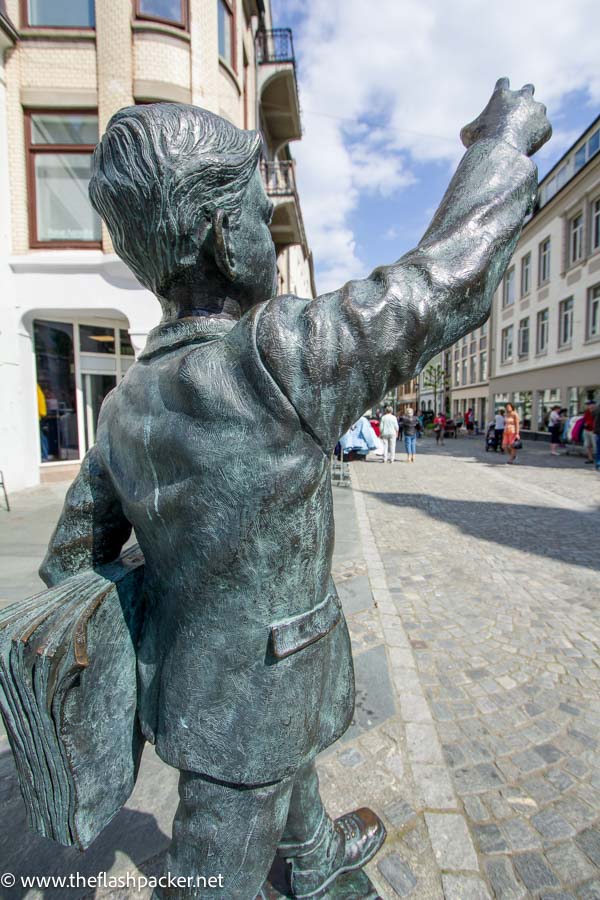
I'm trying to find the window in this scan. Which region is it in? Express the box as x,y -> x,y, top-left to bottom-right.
503,267 -> 515,307
501,325 -> 514,363
574,130 -> 599,172
479,351 -> 487,382
470,356 -> 476,383
536,309 -> 548,353
218,0 -> 235,69
520,253 -> 531,296
480,321 -> 488,337
539,237 -> 551,284
25,0 -> 95,27
588,285 -> 600,339
35,321 -> 79,462
26,112 -> 101,247
135,0 -> 188,28
569,213 -> 583,264
461,359 -> 467,384
518,317 -> 529,357
559,297 -> 574,347
454,362 -> 460,386
592,198 -> 600,253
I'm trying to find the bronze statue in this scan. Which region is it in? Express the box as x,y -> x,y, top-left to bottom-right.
0,79 -> 550,899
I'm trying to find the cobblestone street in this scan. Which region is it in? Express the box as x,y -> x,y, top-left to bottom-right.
1,436 -> 600,898
327,436 -> 600,899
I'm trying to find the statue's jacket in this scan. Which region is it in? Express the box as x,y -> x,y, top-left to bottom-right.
40,137 -> 538,786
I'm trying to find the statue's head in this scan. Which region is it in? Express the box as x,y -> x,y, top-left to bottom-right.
89,103 -> 277,317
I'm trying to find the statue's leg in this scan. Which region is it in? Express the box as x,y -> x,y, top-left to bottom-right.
154,769 -> 293,900
277,762 -> 386,898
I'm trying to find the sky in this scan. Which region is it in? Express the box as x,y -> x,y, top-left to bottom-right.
271,0 -> 600,294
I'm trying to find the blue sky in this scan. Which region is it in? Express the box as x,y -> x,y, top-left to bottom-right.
271,0 -> 600,294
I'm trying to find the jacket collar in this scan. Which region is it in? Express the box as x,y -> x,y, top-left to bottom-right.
139,315 -> 237,360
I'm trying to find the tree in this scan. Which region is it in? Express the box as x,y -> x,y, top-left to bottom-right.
422,363 -> 449,415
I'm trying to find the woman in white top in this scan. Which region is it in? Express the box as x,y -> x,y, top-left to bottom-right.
380,406 -> 399,463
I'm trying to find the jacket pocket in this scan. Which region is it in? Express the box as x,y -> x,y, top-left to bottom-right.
270,593 -> 342,660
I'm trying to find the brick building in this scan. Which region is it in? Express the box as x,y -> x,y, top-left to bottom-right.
0,0 -> 315,491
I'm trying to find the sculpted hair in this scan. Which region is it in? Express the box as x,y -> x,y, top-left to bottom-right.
89,103 -> 262,298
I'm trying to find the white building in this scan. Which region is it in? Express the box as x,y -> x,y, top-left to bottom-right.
0,0 -> 314,492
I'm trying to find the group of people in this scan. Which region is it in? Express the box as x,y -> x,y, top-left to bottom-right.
379,406 -> 421,463
486,405 -> 522,463
547,399 -> 600,468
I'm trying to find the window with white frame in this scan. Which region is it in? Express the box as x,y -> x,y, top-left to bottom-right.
470,356 -> 476,383
520,252 -> 531,296
479,350 -> 487,382
218,0 -> 235,69
454,362 -> 460,386
461,359 -> 467,383
588,284 -> 600,339
592,198 -> 600,253
558,297 -> 574,347
569,213 -> 584,265
26,0 -> 95,27
503,267 -> 515,307
518,317 -> 529,356
501,325 -> 514,362
539,237 -> 551,284
536,309 -> 549,353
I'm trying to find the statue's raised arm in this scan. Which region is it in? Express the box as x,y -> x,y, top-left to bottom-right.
254,78 -> 551,448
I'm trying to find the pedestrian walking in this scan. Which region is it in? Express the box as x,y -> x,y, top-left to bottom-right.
548,405 -> 562,456
465,407 -> 475,434
433,411 -> 447,446
582,400 -> 597,465
503,402 -> 521,464
401,407 -> 421,462
494,408 -> 505,453
380,406 -> 399,463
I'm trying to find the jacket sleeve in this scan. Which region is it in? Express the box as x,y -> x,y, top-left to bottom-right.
255,138 -> 537,452
39,445 -> 132,587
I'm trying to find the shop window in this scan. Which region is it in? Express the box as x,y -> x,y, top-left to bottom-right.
27,112 -> 101,247
34,320 -> 80,462
25,0 -> 95,28
218,0 -> 235,69
537,388 -> 560,431
135,0 -> 188,28
513,391 -> 532,430
79,324 -> 116,354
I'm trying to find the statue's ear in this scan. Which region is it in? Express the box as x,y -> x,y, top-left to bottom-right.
212,209 -> 236,282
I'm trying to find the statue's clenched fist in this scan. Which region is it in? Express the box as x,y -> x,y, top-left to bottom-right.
461,77 -> 552,157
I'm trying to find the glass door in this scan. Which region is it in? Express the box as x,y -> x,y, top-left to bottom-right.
82,373 -> 117,448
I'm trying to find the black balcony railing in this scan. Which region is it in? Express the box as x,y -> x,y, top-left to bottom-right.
256,28 -> 295,65
261,160 -> 296,197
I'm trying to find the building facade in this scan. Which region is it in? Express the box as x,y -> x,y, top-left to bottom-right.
442,115 -> 600,433
0,0 -> 314,492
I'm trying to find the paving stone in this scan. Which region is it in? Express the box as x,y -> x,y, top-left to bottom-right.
485,858 -> 527,900
338,747 -> 366,768
377,853 -> 418,897
412,763 -> 457,809
464,795 -> 490,823
546,842 -> 597,884
473,823 -> 508,854
546,768 -> 575,792
501,817 -> 543,851
534,743 -> 564,763
405,723 -> 443,764
383,799 -> 417,829
453,763 -> 504,794
539,894 -> 576,900
512,852 -> 560,891
442,874 -> 492,900
532,808 -> 577,841
425,813 -> 478,871
576,828 -> 600,867
577,883 -> 600,900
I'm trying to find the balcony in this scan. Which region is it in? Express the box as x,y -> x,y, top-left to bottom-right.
256,29 -> 301,148
261,160 -> 307,250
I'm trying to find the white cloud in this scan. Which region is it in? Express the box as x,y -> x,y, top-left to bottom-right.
288,0 -> 600,292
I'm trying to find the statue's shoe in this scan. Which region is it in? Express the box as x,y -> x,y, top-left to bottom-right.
289,807 -> 386,898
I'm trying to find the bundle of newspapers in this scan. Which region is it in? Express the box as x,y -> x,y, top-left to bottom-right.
0,546 -> 145,850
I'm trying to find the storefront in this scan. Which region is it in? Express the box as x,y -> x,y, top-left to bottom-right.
33,315 -> 135,468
